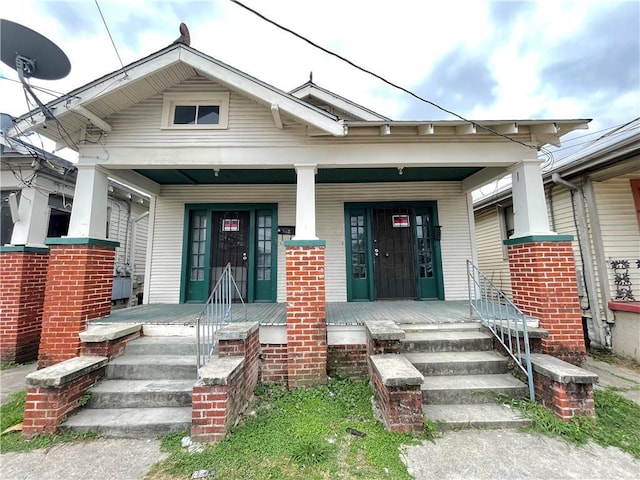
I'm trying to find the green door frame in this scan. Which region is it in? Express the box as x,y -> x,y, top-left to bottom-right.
344,202 -> 444,301
180,203 -> 278,303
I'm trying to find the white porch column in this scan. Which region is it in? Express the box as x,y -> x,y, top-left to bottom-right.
10,187 -> 50,246
67,165 -> 109,239
509,159 -> 555,238
293,164 -> 318,240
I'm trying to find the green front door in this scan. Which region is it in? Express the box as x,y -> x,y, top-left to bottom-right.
345,203 -> 443,301
183,205 -> 277,303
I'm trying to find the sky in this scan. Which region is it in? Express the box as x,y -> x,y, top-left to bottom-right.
1,0 -> 639,167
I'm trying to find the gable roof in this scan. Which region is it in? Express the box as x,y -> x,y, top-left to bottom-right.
9,43 -> 589,151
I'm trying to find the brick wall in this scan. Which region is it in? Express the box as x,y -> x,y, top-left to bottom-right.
371,365 -> 423,433
533,373 -> 595,421
260,344 -> 288,384
508,240 -> 586,366
285,243 -> 327,388
327,344 -> 368,379
38,242 -> 116,368
80,331 -> 140,359
0,249 -> 49,364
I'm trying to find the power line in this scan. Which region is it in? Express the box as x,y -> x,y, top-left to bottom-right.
229,0 -> 537,151
95,0 -> 126,72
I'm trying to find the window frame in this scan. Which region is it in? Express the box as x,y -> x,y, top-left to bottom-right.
161,92 -> 230,130
500,203 -> 514,260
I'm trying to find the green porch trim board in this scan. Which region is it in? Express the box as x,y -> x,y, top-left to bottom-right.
503,234 -> 574,246
0,245 -> 50,253
45,237 -> 120,248
283,240 -> 326,247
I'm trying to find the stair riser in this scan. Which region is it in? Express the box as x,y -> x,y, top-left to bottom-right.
401,338 -> 493,353
125,343 -> 195,356
422,387 -> 528,405
64,422 -> 191,438
106,364 -> 196,380
413,361 -> 508,376
88,391 -> 192,409
433,419 -> 532,431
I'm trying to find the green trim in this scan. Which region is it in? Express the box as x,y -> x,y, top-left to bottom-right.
503,234 -> 574,246
45,237 -> 120,248
0,245 -> 49,253
284,240 -> 326,247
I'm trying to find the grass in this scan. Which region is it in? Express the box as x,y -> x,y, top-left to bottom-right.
0,362 -> 23,371
507,387 -> 640,458
146,378 -> 438,480
0,390 -> 98,453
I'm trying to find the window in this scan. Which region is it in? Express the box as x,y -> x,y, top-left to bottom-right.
0,190 -> 20,245
501,204 -> 514,259
162,92 -> 229,129
632,179 -> 640,233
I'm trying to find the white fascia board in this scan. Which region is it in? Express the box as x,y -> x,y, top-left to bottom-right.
10,49 -> 183,137
179,49 -> 345,137
93,166 -> 161,196
462,167 -> 510,192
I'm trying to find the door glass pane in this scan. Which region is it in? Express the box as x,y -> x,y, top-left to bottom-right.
190,212 -> 207,281
256,213 -> 272,281
417,213 -> 433,278
350,214 -> 367,279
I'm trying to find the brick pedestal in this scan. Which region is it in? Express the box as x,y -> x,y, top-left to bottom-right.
37,238 -> 118,368
0,247 -> 49,364
285,241 -> 327,388
506,236 -> 586,366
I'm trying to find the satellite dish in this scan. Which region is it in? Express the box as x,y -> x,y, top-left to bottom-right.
0,19 -> 71,121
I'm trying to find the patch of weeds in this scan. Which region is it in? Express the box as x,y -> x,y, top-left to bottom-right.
0,390 -> 99,453
506,387 -> 640,458
78,392 -> 91,407
0,362 -> 23,371
152,377 -> 436,479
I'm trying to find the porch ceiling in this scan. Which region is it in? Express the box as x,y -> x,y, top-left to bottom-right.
133,166 -> 483,184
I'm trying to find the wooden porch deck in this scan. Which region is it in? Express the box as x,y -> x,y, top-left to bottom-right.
94,301 -> 475,326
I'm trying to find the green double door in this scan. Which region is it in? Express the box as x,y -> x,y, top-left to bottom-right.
346,203 -> 443,301
183,205 -> 276,303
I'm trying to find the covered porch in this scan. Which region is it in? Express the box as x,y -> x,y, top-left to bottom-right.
90,300 -> 475,327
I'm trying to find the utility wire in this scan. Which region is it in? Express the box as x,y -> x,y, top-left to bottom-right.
95,0 -> 126,72
229,0 -> 537,150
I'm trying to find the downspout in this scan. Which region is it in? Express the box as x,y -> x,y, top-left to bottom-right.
551,173 -> 609,348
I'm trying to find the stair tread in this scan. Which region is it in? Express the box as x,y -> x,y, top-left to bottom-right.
422,373 -> 527,390
404,351 -> 507,364
402,323 -> 482,333
403,330 -> 492,342
128,336 -> 196,345
423,403 -> 531,428
90,379 -> 194,393
108,355 -> 197,365
63,407 -> 192,427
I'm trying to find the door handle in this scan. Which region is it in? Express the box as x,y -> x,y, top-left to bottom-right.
373,248 -> 379,257
242,252 -> 248,261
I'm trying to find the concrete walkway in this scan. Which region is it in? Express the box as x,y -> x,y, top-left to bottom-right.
1,356 -> 639,479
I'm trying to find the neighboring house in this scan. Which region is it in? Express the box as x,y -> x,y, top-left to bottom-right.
0,126 -> 150,306
474,119 -> 640,361
6,43 -> 586,306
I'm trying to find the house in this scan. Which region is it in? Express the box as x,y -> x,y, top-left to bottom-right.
474,118 -> 640,361
3,41 -> 591,383
0,120 -> 150,363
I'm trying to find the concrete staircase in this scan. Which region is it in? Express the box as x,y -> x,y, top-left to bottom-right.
63,336 -> 196,437
401,323 -> 531,430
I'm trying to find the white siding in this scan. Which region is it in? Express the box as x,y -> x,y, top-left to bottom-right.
148,182 -> 471,303
593,172 -> 640,300
103,76 -> 309,148
474,208 -> 512,296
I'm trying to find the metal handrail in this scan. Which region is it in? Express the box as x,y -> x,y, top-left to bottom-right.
195,262 -> 247,373
467,260 -> 535,402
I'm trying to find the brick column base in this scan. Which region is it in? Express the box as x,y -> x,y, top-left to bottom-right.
0,247 -> 49,364
506,237 -> 586,366
38,239 -> 118,368
285,241 -> 327,388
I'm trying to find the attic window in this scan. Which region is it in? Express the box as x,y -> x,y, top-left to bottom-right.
162,92 -> 229,129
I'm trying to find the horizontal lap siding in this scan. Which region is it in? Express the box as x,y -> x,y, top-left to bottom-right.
593,172 -> 640,299
474,208 -> 512,296
149,182 -> 471,304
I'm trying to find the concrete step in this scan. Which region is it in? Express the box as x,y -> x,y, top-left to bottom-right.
106,355 -> 197,380
423,403 -> 532,430
401,323 -> 482,334
404,351 -> 509,376
401,330 -> 494,353
422,374 -> 528,404
62,407 -> 191,438
124,336 -> 196,356
87,380 -> 193,409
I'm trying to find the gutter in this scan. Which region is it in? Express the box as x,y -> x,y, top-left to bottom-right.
551,173 -> 610,349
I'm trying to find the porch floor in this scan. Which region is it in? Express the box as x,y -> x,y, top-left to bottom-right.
93,301 -> 476,326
